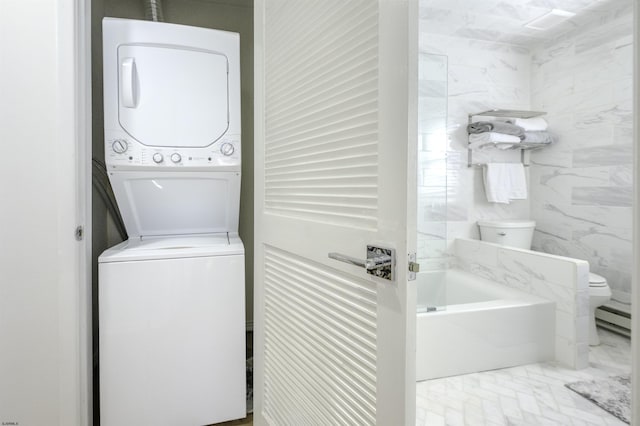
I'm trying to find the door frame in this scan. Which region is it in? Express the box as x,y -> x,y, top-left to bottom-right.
62,0 -> 93,423
633,1 -> 639,422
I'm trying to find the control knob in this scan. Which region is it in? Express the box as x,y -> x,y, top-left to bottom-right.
220,142 -> 235,156
171,153 -> 182,163
112,139 -> 128,154
152,153 -> 164,164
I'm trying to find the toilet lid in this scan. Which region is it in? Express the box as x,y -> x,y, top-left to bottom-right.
589,272 -> 607,287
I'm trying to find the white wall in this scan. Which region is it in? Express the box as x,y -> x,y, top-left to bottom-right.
0,1 -> 89,424
529,2 -> 634,305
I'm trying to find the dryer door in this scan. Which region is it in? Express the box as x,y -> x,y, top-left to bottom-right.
109,171 -> 240,238
117,44 -> 229,148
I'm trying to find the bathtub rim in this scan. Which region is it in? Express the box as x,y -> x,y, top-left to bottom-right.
416,267 -> 555,312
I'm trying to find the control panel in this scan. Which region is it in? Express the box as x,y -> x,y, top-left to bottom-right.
105,130 -> 241,169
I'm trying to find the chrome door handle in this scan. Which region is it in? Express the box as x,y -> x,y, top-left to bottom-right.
328,245 -> 396,281
328,252 -> 392,270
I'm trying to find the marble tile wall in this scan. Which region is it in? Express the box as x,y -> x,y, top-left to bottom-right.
418,2 -> 634,305
529,3 -> 634,305
420,34 -> 533,254
455,238 -> 590,369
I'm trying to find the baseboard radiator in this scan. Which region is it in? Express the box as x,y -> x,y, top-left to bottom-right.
596,306 -> 631,337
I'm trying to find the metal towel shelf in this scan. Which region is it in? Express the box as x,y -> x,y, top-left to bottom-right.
467,109 -> 547,168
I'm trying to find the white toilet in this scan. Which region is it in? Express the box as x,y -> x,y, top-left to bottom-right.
476,220 -> 613,346
588,272 -> 611,346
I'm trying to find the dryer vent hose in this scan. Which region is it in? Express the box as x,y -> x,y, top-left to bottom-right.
92,158 -> 128,242
144,0 -> 164,22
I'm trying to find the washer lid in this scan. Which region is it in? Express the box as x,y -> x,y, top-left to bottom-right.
477,220 -> 536,228
589,272 -> 607,286
99,234 -> 244,263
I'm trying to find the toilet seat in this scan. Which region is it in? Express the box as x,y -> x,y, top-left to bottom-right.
589,272 -> 607,287
590,285 -> 612,297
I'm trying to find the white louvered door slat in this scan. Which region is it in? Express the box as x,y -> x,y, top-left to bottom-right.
254,0 -> 418,424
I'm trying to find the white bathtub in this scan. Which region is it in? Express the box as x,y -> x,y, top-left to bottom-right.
416,269 -> 555,381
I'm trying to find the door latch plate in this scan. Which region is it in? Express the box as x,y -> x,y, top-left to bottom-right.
408,253 -> 419,280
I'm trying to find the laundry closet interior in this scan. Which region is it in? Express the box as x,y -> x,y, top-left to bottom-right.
90,1 -> 254,425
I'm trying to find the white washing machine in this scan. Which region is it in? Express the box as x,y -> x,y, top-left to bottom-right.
99,18 -> 245,426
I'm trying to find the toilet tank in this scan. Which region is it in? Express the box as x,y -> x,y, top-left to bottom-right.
477,220 -> 536,250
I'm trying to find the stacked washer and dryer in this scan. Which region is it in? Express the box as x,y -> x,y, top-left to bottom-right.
99,18 -> 246,425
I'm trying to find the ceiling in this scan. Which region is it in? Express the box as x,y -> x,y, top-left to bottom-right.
419,0 -> 632,47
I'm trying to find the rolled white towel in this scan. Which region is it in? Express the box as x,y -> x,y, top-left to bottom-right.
513,117 -> 548,131
468,132 -> 521,149
521,131 -> 554,144
469,132 -> 520,149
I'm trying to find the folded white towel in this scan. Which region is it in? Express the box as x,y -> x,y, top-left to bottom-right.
468,132 -> 521,149
513,117 -> 548,131
482,163 -> 528,204
522,131 -> 554,144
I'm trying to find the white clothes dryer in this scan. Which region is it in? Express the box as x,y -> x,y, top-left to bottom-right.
99,18 -> 245,426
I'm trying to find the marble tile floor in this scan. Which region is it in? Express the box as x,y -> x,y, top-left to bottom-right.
416,328 -> 631,425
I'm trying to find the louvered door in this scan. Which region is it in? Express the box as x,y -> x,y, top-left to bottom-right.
254,1 -> 417,424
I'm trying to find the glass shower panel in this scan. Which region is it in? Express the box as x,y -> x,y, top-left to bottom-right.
417,53 -> 448,313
